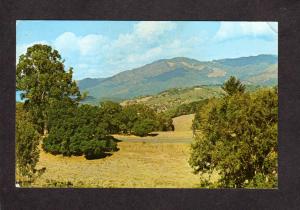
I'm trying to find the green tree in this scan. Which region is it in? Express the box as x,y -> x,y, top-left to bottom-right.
189,87 -> 278,188
16,103 -> 42,184
132,119 -> 158,137
156,113 -> 174,131
16,44 -> 81,134
43,103 -> 118,158
119,104 -> 160,136
99,101 -> 123,134
221,76 -> 245,96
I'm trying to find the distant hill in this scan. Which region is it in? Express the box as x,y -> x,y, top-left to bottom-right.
120,84 -> 261,114
76,78 -> 105,90
77,54 -> 278,103
121,85 -> 224,112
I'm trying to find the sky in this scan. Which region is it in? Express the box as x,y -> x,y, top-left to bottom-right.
16,21 -> 278,80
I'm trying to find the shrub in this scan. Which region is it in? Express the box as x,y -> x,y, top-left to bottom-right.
119,104 -> 170,134
132,119 -> 158,137
81,137 -> 117,159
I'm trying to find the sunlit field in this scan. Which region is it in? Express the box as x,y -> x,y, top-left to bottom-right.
31,114 -> 207,188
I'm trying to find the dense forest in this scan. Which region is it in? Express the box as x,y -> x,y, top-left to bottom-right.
16,44 -> 278,188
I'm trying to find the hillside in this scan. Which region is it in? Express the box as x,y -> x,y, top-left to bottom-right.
121,85 -> 224,112
78,54 -> 278,104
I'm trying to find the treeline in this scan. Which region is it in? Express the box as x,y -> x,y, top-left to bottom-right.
164,99 -> 209,118
189,76 -> 278,188
43,100 -> 173,158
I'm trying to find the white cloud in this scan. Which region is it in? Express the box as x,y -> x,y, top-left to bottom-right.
110,21 -> 176,51
102,21 -> 180,71
54,32 -> 107,56
215,22 -> 277,41
54,22 -> 177,64
127,47 -> 163,64
78,34 -> 107,56
54,32 -> 79,55
134,21 -> 176,40
110,33 -> 136,51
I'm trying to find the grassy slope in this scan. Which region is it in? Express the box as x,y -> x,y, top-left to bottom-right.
33,142 -> 199,188
121,85 -> 223,112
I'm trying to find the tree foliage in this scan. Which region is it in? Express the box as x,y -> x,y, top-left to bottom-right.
132,119 -> 158,137
99,101 -> 123,134
16,103 -> 42,183
16,44 -> 81,133
221,76 -> 245,96
43,100 -> 173,157
189,80 -> 278,188
118,103 -> 172,136
43,102 -> 118,158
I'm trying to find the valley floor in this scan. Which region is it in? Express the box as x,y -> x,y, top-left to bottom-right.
30,114 -> 207,188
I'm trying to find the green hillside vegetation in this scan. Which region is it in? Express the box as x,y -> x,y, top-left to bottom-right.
121,85 -> 223,112
42,100 -> 174,158
121,84 -> 261,118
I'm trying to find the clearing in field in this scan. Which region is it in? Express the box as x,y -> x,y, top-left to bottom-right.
32,114 -> 205,188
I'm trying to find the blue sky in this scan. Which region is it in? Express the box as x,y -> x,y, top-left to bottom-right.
16,21 -> 278,80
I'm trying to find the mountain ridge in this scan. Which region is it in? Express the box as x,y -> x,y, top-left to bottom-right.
78,54 -> 278,103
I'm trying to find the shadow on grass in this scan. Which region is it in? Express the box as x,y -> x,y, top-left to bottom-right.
147,133 -> 159,137
112,137 -> 123,142
84,152 -> 113,160
84,136 -> 121,160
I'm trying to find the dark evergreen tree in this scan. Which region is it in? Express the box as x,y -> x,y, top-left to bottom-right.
221,76 -> 246,96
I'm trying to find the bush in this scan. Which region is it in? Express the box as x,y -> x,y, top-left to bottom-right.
119,104 -> 171,135
156,113 -> 174,131
81,137 -> 117,159
132,119 -> 158,137
189,87 -> 278,188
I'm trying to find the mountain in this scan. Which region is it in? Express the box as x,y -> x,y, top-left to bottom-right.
76,78 -> 105,89
77,54 -> 278,103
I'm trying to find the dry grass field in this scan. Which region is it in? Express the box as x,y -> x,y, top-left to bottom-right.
33,141 -> 200,188
30,114 -> 208,188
